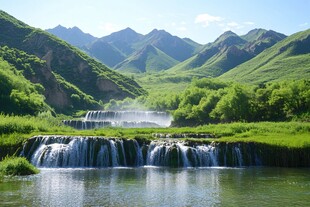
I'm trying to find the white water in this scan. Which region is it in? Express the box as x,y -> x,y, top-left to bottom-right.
22,136 -> 247,168
63,111 -> 172,129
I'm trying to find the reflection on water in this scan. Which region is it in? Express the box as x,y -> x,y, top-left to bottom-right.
0,167 -> 309,206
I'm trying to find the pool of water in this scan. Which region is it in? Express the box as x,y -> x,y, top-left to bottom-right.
0,167 -> 309,206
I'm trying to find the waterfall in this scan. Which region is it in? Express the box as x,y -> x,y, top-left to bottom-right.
63,111 -> 172,129
146,141 -> 221,167
21,136 -> 134,167
21,136 -> 257,168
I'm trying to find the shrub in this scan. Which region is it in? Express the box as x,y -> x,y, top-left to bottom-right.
0,156 -> 39,176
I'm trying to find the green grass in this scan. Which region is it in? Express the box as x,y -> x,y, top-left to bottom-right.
134,72 -> 198,94
53,121 -> 309,148
0,114 -> 74,146
0,114 -> 309,156
220,29 -> 310,83
0,156 -> 39,176
115,45 -> 179,73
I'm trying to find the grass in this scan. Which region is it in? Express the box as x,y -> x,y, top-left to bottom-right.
220,29 -> 310,83
0,114 -> 75,148
0,156 -> 39,176
0,114 -> 309,153
49,121 -> 309,148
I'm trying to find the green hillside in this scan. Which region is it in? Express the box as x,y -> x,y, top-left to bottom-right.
220,29 -> 310,83
167,30 -> 286,77
0,10 -> 145,114
132,29 -> 199,62
0,57 -> 51,115
84,40 -> 126,68
241,28 -> 267,42
114,45 -> 179,73
168,31 -> 251,76
0,46 -> 100,112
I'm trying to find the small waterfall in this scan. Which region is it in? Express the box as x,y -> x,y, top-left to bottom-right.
21,136 -> 253,168
145,141 -> 223,167
63,111 -> 172,129
21,136 -> 139,168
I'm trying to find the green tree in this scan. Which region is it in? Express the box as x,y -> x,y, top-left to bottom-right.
211,85 -> 251,122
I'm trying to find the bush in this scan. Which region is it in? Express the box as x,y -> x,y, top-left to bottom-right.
0,156 -> 39,176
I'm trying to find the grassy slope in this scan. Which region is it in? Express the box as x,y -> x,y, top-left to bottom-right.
241,28 -> 267,42
0,57 -> 51,115
115,45 -> 179,73
0,10 -> 145,102
0,46 -> 101,112
0,114 -> 309,151
219,29 -> 310,83
134,72 -> 194,95
166,33 -> 249,77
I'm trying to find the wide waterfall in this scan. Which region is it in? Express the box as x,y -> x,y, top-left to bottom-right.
63,111 -> 172,129
21,136 -> 258,168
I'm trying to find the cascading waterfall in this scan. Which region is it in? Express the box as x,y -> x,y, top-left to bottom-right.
20,136 -> 262,168
63,111 -> 172,129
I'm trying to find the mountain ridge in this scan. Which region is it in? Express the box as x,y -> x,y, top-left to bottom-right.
0,10 -> 145,114
167,29 -> 287,77
47,25 -> 202,71
46,24 -> 310,85
219,29 -> 310,83
46,25 -> 97,47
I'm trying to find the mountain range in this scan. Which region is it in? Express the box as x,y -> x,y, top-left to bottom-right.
47,25 -> 310,84
220,29 -> 310,83
0,10 -> 145,114
47,26 -> 202,73
1,10 -> 309,116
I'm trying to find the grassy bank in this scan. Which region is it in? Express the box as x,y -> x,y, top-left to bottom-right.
0,156 -> 39,176
0,114 -> 309,159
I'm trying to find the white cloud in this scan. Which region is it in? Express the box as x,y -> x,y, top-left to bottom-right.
227,21 -> 239,27
177,26 -> 187,31
244,21 -> 255,25
98,22 -> 119,33
299,22 -> 309,27
195,13 -> 224,27
137,17 -> 148,22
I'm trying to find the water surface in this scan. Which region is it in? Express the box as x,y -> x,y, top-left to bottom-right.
0,167 -> 309,206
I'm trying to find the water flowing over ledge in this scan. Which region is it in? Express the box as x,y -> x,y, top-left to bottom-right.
63,111 -> 172,129
21,135 -> 310,168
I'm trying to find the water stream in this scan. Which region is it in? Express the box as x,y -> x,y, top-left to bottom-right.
1,167 -> 309,206
63,111 -> 172,129
22,136 -> 252,168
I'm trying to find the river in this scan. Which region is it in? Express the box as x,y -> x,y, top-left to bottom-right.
1,167 -> 309,206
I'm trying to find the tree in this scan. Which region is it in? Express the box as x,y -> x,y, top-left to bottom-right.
211,85 -> 251,122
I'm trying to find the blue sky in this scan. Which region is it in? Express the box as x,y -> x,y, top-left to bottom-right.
1,0 -> 309,44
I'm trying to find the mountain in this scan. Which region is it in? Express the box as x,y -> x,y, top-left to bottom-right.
112,29 -> 200,73
114,45 -> 179,73
100,27 -> 143,48
46,25 -> 97,47
0,55 -> 51,115
82,28 -> 142,67
48,26 -> 201,72
0,46 -> 101,112
134,29 -> 199,62
0,10 -> 145,114
241,28 -> 268,42
167,29 -> 286,77
83,41 -> 127,68
219,29 -> 310,83
243,29 -> 287,55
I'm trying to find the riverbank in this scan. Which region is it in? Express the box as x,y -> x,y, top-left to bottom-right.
1,115 -> 309,167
